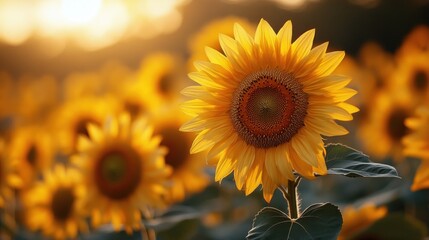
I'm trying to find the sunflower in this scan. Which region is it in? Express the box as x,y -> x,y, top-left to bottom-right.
114,80 -> 162,120
8,125 -> 53,188
403,106 -> 429,191
390,52 -> 429,104
51,96 -> 120,154
181,19 -> 357,202
188,16 -> 255,71
73,114 -> 172,233
24,165 -> 87,240
151,105 -> 209,202
136,53 -> 187,104
358,90 -> 415,161
0,139 -> 22,208
338,203 -> 387,240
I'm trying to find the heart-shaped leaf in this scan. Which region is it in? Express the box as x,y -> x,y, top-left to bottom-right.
247,203 -> 342,240
325,143 -> 399,178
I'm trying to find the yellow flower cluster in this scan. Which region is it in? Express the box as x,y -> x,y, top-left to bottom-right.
0,28 -> 224,237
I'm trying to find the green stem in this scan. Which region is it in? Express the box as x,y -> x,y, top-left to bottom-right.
279,177 -> 301,219
287,179 -> 299,219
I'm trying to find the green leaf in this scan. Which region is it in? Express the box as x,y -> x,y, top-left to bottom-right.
350,213 -> 427,240
247,203 -> 342,240
325,143 -> 400,178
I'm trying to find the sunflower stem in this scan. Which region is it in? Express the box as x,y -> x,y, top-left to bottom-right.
287,177 -> 300,219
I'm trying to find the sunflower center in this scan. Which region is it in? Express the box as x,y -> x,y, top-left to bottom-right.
413,70 -> 427,90
26,144 -> 38,166
51,187 -> 75,221
387,109 -> 409,141
158,126 -> 190,170
231,69 -> 308,148
94,148 -> 141,200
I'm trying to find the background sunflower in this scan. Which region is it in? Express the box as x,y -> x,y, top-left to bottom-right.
23,165 -> 87,240
73,114 -> 172,233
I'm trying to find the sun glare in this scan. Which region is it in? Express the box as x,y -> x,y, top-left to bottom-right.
60,0 -> 103,26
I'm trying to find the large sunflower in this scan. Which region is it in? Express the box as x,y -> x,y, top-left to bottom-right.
73,114 -> 172,233
8,125 -> 53,188
151,105 -> 209,203
24,165 -> 87,240
358,90 -> 414,161
181,19 -> 357,202
403,106 -> 429,191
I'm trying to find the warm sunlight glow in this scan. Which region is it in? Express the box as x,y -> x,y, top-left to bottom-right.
0,0 -> 187,50
0,1 -> 33,45
60,0 -> 103,26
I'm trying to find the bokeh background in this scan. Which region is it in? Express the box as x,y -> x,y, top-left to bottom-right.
1,0 -> 429,239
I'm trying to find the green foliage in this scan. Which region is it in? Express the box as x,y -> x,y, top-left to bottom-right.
247,203 -> 342,240
350,213 -> 427,240
325,143 -> 400,178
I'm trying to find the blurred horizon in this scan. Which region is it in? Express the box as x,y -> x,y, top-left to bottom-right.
0,0 -> 428,78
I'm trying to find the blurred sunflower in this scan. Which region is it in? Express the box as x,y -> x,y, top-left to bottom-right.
152,105 -> 209,202
73,114 -> 172,233
390,52 -> 429,103
114,80 -> 162,120
0,139 -> 22,208
338,203 -> 387,240
403,106 -> 429,191
136,53 -> 187,104
188,16 -> 255,71
359,90 -> 414,161
51,97 -> 120,154
181,19 -> 357,202
24,165 -> 87,240
397,25 -> 429,58
8,125 -> 53,188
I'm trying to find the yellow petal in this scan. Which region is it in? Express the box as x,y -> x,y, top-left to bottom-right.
244,158 -> 263,195
234,22 -> 254,55
411,161 -> 429,191
274,146 -> 295,181
215,152 -> 236,182
291,29 -> 315,63
255,19 -> 276,53
316,51 -> 345,77
234,144 -> 255,190
205,46 -> 230,67
277,20 -> 293,57
190,130 -> 214,154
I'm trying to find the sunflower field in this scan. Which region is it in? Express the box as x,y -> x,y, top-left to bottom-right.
0,0 -> 429,239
